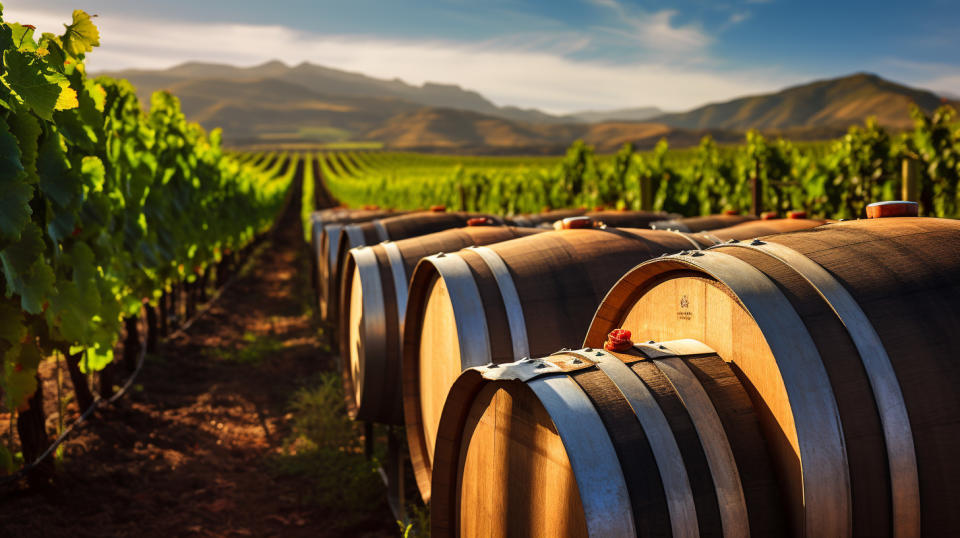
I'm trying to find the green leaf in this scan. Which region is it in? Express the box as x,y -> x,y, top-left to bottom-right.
0,301 -> 26,348
0,222 -> 55,314
80,344 -> 112,373
0,116 -> 32,244
2,49 -> 65,121
7,110 -> 40,184
37,131 -> 81,210
61,10 -> 100,57
10,23 -> 37,52
4,340 -> 41,409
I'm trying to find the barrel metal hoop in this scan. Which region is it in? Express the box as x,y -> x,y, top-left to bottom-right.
651,219 -> 691,232
528,375 -> 636,537
382,241 -> 409,330
426,253 -> 492,369
325,223 -> 345,273
652,352 -> 750,538
723,240 -> 920,538
345,225 -> 366,250
696,233 -> 723,246
472,354 -> 591,382
566,348 -> 700,538
670,229 -> 707,250
373,220 -> 390,243
350,246 -> 387,410
665,250 -> 852,537
467,246 -> 530,360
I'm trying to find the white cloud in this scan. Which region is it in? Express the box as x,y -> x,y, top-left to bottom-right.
4,6 -> 805,113
588,0 -> 710,56
728,12 -> 751,25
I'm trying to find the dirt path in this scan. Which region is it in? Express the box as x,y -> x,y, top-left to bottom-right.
0,189 -> 396,537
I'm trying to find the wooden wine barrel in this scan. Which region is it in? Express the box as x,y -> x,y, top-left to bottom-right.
509,208 -> 586,227
330,211 -> 504,330
316,209 -> 401,322
402,227 -> 715,499
338,225 -> 544,424
586,215 -> 960,536
431,341 -> 788,537
584,209 -> 680,228
707,217 -> 828,242
650,213 -> 756,232
402,216 -> 828,500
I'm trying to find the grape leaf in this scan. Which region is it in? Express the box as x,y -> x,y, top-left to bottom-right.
10,23 -> 37,52
0,116 -> 32,244
61,10 -> 99,57
0,222 -> 55,314
47,241 -> 100,343
5,340 -> 41,409
37,131 -> 81,210
7,109 -> 40,184
55,83 -> 78,111
2,49 -> 65,121
0,301 -> 26,348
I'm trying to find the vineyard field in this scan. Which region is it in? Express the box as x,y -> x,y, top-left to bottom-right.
321,110 -> 960,220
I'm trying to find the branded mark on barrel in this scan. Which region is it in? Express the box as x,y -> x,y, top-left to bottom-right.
678,294 -> 692,321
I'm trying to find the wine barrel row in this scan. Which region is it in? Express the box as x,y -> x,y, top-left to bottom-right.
433,210 -> 960,537
402,218 -> 827,499
319,208 -> 676,323
314,208 -> 403,322
338,225 -> 544,424
336,210 -> 752,426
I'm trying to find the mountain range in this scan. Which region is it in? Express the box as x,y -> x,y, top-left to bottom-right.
97,61 -> 955,153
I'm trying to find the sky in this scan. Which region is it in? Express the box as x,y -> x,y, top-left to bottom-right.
7,0 -> 960,114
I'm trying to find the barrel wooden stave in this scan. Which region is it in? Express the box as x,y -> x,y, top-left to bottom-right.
586,217 -> 960,537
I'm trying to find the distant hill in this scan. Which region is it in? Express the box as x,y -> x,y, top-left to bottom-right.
362,107 -> 743,153
652,73 -> 954,130
99,60 -> 568,125
570,107 -> 665,123
96,62 -> 956,152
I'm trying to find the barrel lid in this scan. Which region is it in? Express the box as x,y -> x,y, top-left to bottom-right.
430,205 -> 446,212
723,209 -> 739,215
787,210 -> 807,219
866,201 -> 919,219
761,211 -> 779,220
555,216 -> 594,230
